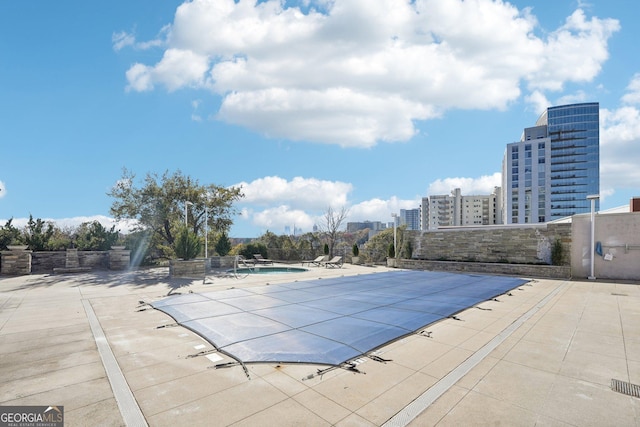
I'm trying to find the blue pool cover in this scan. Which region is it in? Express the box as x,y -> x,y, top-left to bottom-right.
151,270 -> 527,366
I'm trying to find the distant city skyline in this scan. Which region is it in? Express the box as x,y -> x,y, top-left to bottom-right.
1,1 -> 639,237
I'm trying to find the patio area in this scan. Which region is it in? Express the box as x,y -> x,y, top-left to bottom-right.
0,264 -> 638,426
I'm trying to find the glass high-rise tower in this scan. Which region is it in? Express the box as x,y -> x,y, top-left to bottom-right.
503,102 -> 599,224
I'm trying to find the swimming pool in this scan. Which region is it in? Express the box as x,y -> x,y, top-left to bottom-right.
152,270 -> 528,366
230,266 -> 309,274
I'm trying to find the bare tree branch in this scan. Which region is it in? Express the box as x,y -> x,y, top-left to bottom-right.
319,206 -> 349,258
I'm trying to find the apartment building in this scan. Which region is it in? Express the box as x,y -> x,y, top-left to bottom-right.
503,103 -> 599,224
399,208 -> 421,230
420,187 -> 502,230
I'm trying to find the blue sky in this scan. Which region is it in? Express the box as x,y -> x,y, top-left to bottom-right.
1,0 -> 639,238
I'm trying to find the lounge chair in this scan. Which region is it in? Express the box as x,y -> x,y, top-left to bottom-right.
236,255 -> 256,266
324,256 -> 343,268
253,254 -> 273,265
302,255 -> 327,267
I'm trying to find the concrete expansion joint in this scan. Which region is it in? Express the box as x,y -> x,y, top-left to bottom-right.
82,299 -> 148,427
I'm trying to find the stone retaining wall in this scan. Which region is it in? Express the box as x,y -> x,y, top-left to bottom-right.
169,259 -> 206,279
108,249 -> 131,270
209,256 -> 236,268
0,250 -> 32,275
1,249 -> 131,275
406,223 -> 571,265
31,251 -> 109,273
396,259 -> 571,279
31,252 -> 68,272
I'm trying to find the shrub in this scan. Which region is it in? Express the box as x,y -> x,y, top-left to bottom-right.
0,219 -> 24,249
401,239 -> 412,259
238,242 -> 268,260
215,232 -> 231,256
551,239 -> 564,265
388,243 -> 395,258
75,221 -> 120,251
174,227 -> 201,260
352,243 -> 359,257
24,215 -> 55,251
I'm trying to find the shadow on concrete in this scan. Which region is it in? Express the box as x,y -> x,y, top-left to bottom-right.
4,267 -> 253,295
6,268 -> 185,293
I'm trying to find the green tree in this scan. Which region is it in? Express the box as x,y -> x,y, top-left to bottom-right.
362,227 -> 394,263
24,215 -> 55,251
551,238 -> 564,265
75,221 -> 120,251
258,230 -> 280,251
256,231 -> 301,260
401,238 -> 413,259
47,226 -> 74,251
295,234 -> 315,261
108,168 -> 243,258
174,226 -> 201,260
0,219 -> 24,249
237,242 -> 268,260
215,232 -> 231,256
388,243 -> 395,258
279,234 -> 297,260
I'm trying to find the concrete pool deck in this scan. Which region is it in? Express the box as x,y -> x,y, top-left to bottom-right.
1,264 -> 639,426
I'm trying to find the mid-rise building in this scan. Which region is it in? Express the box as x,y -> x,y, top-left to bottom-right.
399,208 -> 420,230
421,188 -> 502,230
503,102 -> 599,224
346,221 -> 386,233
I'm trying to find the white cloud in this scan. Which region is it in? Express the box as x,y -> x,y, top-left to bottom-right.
556,90 -> 589,106
0,180 -> 6,198
253,205 -> 317,232
427,173 -> 502,196
349,196 -> 420,221
125,49 -> 210,92
599,74 -> 640,199
527,9 -> 619,92
191,99 -> 203,122
524,90 -> 550,116
112,26 -> 168,52
150,49 -> 211,92
235,176 -> 352,209
233,175 -> 422,233
125,0 -> 619,147
126,63 -> 154,92
600,106 -> 640,196
621,73 -> 640,105
112,31 -> 135,51
245,194 -> 422,235
218,88 -> 435,147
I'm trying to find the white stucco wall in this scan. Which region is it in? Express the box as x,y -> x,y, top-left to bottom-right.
571,212 -> 640,280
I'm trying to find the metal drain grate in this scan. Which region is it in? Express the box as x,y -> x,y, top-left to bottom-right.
611,379 -> 640,398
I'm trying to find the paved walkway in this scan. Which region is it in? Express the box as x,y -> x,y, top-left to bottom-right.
1,265 -> 638,426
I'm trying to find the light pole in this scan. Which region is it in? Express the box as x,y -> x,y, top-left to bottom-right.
587,194 -> 599,280
184,201 -> 193,227
391,213 -> 398,257
204,203 -> 208,259
203,193 -> 211,259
